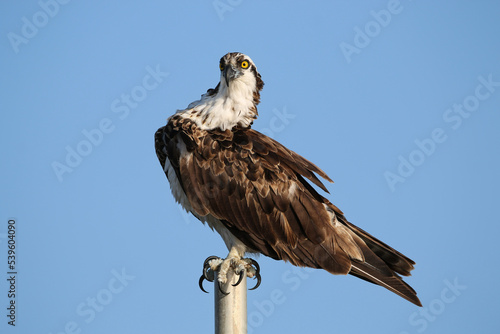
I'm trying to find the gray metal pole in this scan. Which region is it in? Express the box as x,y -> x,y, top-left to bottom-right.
214,269 -> 247,334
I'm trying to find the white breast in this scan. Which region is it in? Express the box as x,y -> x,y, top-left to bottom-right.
179,76 -> 257,131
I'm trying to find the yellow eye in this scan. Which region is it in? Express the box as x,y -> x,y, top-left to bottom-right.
219,63 -> 224,71
241,60 -> 249,69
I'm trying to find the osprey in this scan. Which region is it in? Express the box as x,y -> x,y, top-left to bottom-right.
155,52 -> 421,306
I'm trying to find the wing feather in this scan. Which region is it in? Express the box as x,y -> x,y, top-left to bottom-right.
155,117 -> 420,306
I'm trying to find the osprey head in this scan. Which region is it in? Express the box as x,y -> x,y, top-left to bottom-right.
216,52 -> 264,106
184,52 -> 265,131
219,53 -> 263,93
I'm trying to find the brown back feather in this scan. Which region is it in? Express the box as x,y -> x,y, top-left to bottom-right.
155,116 -> 421,306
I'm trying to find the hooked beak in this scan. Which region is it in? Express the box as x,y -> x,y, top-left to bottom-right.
223,65 -> 240,85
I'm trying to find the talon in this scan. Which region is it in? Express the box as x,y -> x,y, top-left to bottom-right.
199,255 -> 261,293
199,256 -> 220,294
249,271 -> 261,290
248,258 -> 261,290
204,256 -> 221,269
232,270 -> 245,287
217,281 -> 229,295
203,264 -> 213,282
249,258 -> 260,273
199,275 -> 209,293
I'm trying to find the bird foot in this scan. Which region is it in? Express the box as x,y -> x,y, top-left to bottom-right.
199,255 -> 261,294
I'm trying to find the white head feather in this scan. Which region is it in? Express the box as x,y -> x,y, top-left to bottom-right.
176,52 -> 263,131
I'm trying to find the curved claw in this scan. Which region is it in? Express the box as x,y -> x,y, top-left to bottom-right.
249,271 -> 261,290
248,259 -> 261,290
199,256 -> 220,294
217,281 -> 229,295
232,270 -> 245,287
204,256 -> 221,269
203,264 -> 213,282
248,258 -> 260,273
199,275 -> 209,293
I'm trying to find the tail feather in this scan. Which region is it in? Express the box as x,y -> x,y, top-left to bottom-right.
350,262 -> 421,306
340,218 -> 422,306
314,209 -> 422,306
343,219 -> 416,276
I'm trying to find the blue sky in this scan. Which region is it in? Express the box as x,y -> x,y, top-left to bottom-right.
1,1 -> 499,333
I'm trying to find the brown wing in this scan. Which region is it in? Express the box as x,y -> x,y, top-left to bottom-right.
155,118 -> 421,306
180,127 -> 351,269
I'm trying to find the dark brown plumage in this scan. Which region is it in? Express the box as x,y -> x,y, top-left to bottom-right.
155,52 -> 420,306
155,115 -> 421,306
